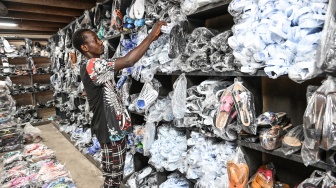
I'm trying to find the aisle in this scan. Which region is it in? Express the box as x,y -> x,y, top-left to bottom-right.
38,123 -> 104,188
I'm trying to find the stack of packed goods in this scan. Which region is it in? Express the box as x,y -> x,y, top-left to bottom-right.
301,76 -> 336,166
148,124 -> 188,172
0,81 -> 24,152
317,0 -> 336,73
1,143 -> 76,188
185,132 -> 237,187
0,37 -> 19,57
0,38 -> 50,58
227,0 -> 329,82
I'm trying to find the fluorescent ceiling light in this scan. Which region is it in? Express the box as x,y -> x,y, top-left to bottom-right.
0,22 -> 18,27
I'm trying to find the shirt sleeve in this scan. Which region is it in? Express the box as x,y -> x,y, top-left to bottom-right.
86,58 -> 115,86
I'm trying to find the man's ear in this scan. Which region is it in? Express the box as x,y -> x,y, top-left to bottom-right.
81,44 -> 88,52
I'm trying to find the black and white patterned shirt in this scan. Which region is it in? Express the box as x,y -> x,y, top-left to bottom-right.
80,58 -> 132,143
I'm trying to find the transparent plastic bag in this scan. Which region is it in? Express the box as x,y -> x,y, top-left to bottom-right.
227,147 -> 249,188
211,30 -> 233,52
297,170 -> 325,188
142,122 -> 156,156
301,92 -> 326,166
23,123 -> 42,143
322,171 -> 336,188
232,79 -> 257,134
281,125 -> 304,155
306,85 -> 320,104
316,0 -> 336,72
321,92 -> 336,150
247,163 -> 276,188
172,74 -> 187,119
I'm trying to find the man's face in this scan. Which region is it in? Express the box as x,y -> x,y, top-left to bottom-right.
81,30 -> 104,57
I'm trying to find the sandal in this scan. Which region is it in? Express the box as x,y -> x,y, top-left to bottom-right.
111,0 -> 123,31
232,81 -> 256,134
260,124 -> 293,150
216,88 -> 235,129
256,112 -> 287,127
227,161 -> 249,188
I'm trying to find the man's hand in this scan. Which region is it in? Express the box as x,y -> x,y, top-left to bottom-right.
149,21 -> 167,41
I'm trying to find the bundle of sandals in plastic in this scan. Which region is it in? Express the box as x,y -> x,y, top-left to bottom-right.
179,27 -> 235,73
159,172 -> 189,188
227,147 -> 249,188
302,76 -> 336,166
297,170 -> 336,188
316,0 -> 336,73
228,0 -> 328,82
0,37 -> 19,57
148,124 -> 187,172
125,166 -> 159,188
185,131 -> 237,188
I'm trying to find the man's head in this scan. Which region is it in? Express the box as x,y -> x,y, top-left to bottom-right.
72,29 -> 104,59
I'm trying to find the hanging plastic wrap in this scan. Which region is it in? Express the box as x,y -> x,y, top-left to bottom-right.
302,76 -> 336,165
321,92 -> 336,150
232,79 -> 256,134
168,20 -> 189,59
302,92 -> 326,166
227,147 -> 249,188
142,122 -> 156,156
172,74 -> 187,119
281,125 -> 304,155
316,0 -> 336,72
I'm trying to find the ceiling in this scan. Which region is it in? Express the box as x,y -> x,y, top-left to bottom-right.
0,0 -> 104,40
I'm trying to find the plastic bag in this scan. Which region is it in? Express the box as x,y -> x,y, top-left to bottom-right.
321,92 -> 336,150
316,0 -> 336,72
301,92 -> 326,166
247,163 -> 276,188
211,30 -> 233,52
123,152 -> 135,178
172,74 -> 187,119
306,85 -> 320,104
281,125 -> 304,155
297,170 -> 326,188
142,122 -> 156,156
23,123 -> 42,143
227,147 -> 249,188
232,79 -> 257,134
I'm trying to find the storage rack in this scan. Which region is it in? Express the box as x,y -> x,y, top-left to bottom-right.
0,38 -> 55,120
51,0 -> 336,187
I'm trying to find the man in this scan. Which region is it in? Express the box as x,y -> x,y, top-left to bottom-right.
72,21 -> 166,188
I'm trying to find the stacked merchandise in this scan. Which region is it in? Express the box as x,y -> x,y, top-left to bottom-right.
317,0 -> 336,73
0,81 -> 24,152
0,37 -> 50,58
227,0 -> 328,82
48,0 -> 336,186
0,143 -> 76,188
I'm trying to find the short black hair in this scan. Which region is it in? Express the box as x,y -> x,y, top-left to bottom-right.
72,29 -> 91,54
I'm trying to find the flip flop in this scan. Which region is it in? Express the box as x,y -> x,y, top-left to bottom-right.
133,0 -> 145,19
129,0 -> 136,19
227,161 -> 249,188
216,89 -> 235,129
